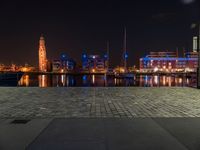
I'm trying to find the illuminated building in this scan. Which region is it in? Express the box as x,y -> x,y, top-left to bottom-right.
38,35 -> 47,72
52,53 -> 76,72
52,60 -> 61,72
82,52 -> 108,73
0,64 -> 4,71
47,61 -> 52,72
20,63 -> 36,72
140,51 -> 198,73
113,66 -> 126,73
60,53 -> 76,71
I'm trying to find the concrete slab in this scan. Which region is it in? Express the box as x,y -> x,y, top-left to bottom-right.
0,119 -> 5,124
0,119 -> 52,150
27,119 -> 187,150
154,118 -> 200,150
27,119 -> 106,150
105,118 -> 187,150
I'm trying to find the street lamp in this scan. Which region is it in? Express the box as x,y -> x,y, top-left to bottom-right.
197,24 -> 200,88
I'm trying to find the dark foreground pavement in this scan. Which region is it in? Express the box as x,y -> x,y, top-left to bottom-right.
0,118 -> 200,150
1,87 -> 200,149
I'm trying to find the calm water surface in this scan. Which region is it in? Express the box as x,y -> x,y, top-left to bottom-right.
18,74 -> 196,87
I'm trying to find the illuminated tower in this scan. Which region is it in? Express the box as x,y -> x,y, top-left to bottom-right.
39,35 -> 47,72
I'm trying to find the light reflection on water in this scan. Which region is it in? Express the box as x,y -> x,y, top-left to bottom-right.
18,74 -> 196,87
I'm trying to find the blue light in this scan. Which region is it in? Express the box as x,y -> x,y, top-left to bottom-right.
82,54 -> 87,58
124,53 -> 128,59
83,75 -> 87,81
60,53 -> 68,61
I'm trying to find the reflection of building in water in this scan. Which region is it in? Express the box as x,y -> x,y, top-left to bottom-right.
154,76 -> 159,86
140,51 -> 198,73
61,75 -> 66,86
52,75 -> 75,87
169,76 -> 172,87
82,52 -> 108,73
19,75 -> 29,87
138,74 -> 190,87
92,75 -> 95,84
52,53 -> 76,73
39,75 -> 48,87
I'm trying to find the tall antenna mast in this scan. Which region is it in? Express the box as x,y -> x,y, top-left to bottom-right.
123,27 -> 127,72
107,41 -> 110,70
176,47 -> 179,58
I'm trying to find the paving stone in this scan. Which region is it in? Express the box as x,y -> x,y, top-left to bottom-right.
0,87 -> 199,118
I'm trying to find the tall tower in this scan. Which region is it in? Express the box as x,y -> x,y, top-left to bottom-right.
39,35 -> 47,72
193,36 -> 198,52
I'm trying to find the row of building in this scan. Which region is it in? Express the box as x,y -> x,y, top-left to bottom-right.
49,51 -> 198,74
38,35 -> 199,73
38,35 -> 109,73
0,63 -> 36,72
50,53 -> 109,73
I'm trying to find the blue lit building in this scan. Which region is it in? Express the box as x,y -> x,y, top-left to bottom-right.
82,52 -> 108,73
52,53 -> 76,72
140,51 -> 198,73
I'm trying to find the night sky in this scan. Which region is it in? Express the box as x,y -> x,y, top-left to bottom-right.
0,0 -> 199,67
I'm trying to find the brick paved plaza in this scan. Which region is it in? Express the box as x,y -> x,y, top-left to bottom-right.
0,87 -> 200,118
1,87 -> 200,150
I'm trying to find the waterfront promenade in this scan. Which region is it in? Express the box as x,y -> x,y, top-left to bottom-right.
0,87 -> 199,118
0,87 -> 200,150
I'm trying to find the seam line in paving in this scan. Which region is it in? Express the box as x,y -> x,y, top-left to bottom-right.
25,119 -> 54,150
151,118 -> 190,150
102,119 -> 110,150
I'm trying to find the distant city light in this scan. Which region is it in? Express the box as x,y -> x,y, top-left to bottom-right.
83,75 -> 87,80
154,67 -> 159,72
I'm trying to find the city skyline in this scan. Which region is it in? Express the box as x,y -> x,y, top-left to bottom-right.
0,0 -> 199,67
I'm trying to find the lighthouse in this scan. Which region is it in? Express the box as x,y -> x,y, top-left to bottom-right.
38,35 -> 47,72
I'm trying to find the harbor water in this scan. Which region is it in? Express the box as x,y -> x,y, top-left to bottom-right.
18,74 -> 196,87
